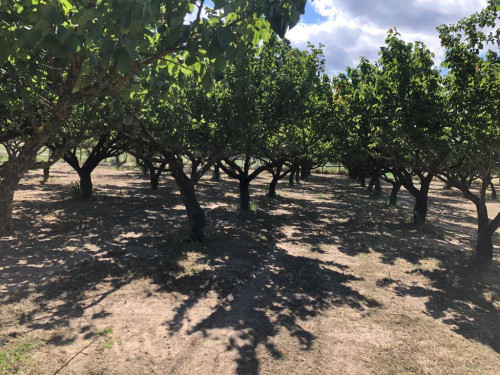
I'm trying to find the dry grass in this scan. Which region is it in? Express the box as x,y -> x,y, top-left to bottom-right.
0,162 -> 499,375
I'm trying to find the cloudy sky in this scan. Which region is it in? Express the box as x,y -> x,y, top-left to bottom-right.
286,0 -> 488,74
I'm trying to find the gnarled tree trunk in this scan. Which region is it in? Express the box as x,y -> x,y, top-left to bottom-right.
267,165 -> 282,198
389,182 -> 401,206
170,158 -> 205,241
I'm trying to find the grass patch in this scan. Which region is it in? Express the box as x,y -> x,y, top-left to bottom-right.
0,336 -> 45,375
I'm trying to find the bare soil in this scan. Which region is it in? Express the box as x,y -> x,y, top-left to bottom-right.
0,162 -> 499,375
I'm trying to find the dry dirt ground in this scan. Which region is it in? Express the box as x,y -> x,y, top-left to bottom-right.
0,162 -> 499,375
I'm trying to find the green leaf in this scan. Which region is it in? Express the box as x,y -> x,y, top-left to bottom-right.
114,47 -> 133,73
60,0 -> 74,15
201,73 -> 214,91
166,27 -> 183,46
44,6 -> 64,25
63,35 -> 83,56
216,28 -> 232,48
76,9 -> 95,32
17,28 -> 43,47
214,56 -> 227,73
102,38 -> 115,59
185,54 -> 198,66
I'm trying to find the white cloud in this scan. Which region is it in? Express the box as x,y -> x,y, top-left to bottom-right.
287,0 -> 487,74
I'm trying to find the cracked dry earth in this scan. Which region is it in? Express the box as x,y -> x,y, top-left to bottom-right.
0,163 -> 499,375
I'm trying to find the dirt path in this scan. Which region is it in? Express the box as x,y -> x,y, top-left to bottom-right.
0,163 -> 499,374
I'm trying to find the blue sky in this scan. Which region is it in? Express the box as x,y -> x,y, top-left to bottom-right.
287,0 -> 488,74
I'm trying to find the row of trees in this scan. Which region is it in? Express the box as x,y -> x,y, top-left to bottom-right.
334,3 -> 499,262
0,0 -> 307,230
1,1 -> 499,263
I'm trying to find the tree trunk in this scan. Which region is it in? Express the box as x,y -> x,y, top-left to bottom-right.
368,175 -> 381,193
170,160 -> 205,241
212,164 -> 220,181
268,165 -> 283,198
41,166 -> 50,185
0,184 -> 15,233
0,140 -> 41,233
413,191 -> 428,225
267,177 -> 278,198
412,176 -> 433,225
475,202 -> 493,262
490,182 -> 497,200
389,182 -> 401,206
289,169 -> 295,186
240,178 -> 250,211
150,172 -> 159,190
358,171 -> 366,187
300,164 -> 311,180
78,168 -> 93,200
300,168 -> 307,180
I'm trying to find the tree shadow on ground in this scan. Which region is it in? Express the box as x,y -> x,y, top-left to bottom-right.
263,174 -> 500,354
158,207 -> 380,374
1,167 -> 380,374
1,166 -> 499,374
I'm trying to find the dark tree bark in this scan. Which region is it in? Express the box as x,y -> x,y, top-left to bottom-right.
150,172 -> 159,190
413,191 -> 428,225
394,170 -> 433,225
368,173 -> 382,194
0,139 -> 46,233
0,184 -> 16,233
490,182 -> 497,200
389,182 -> 402,206
267,176 -> 279,198
348,167 -> 357,180
289,168 -> 296,185
358,170 -> 366,187
300,162 -> 311,180
476,202 -> 494,262
268,167 -> 282,198
212,164 -> 220,180
42,166 -> 50,184
78,168 -> 93,199
148,162 -> 166,190
240,178 -> 250,211
170,158 -> 205,241
267,164 -> 289,198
